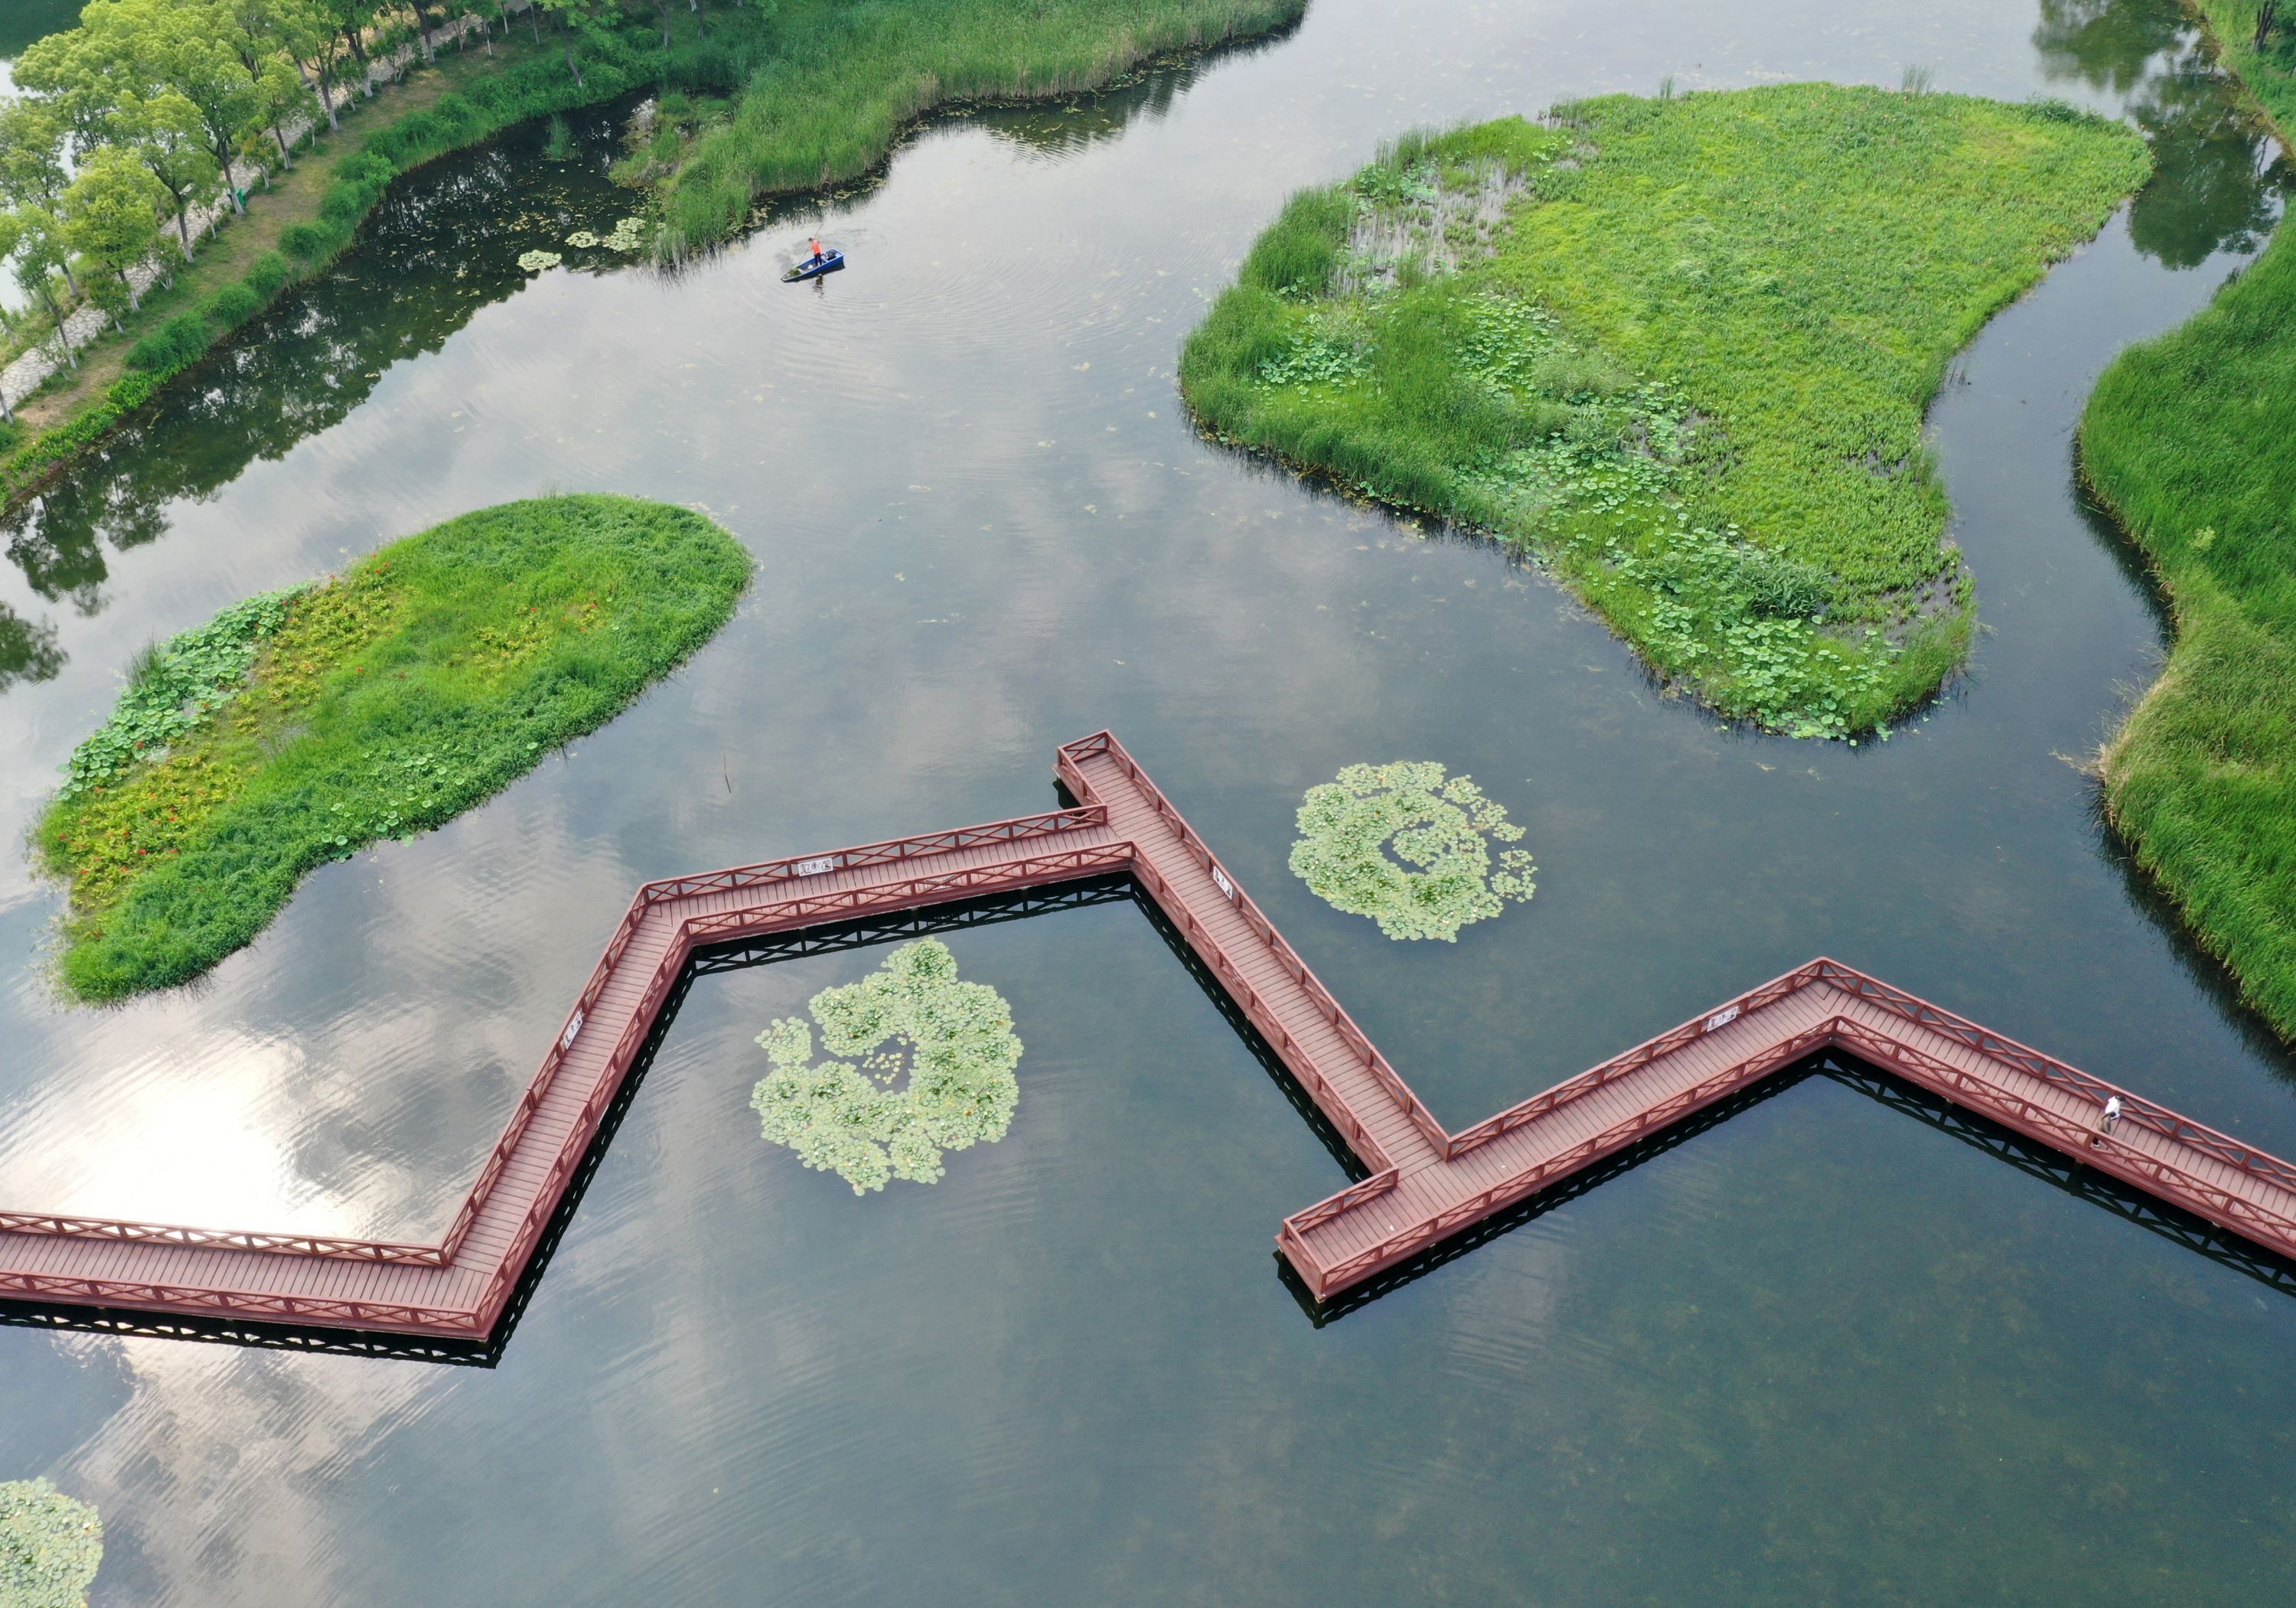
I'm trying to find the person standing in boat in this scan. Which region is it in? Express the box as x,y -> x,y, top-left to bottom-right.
808,236 -> 825,266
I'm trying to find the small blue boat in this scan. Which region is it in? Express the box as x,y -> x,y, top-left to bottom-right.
783,249 -> 844,282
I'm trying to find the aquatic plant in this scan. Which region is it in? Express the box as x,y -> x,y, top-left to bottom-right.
603,217 -> 649,252
0,1479 -> 101,1608
1289,762 -> 1535,941
752,938 -> 1023,1193
55,590 -> 295,801
1180,89 -> 2150,734
565,230 -> 602,248
516,250 -> 563,272
34,496 -> 752,1002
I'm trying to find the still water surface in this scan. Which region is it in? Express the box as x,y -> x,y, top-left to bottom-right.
2,0 -> 2295,1599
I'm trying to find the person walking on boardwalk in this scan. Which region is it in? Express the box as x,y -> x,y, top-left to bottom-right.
2092,1094 -> 2124,1146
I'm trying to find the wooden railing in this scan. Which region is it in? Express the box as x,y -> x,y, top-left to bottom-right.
1817,961 -> 2296,1198
0,1212 -> 442,1264
635,809 -> 1106,905
1443,961 -> 1828,1159
1061,732 -> 1453,1161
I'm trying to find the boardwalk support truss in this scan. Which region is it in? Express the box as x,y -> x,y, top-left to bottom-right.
6,732 -> 2295,1341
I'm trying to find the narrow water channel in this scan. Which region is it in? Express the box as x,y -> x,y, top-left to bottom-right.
1,0 -> 2293,1600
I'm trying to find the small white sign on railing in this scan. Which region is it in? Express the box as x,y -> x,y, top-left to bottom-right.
793,856 -> 837,878
559,1009 -> 585,1051
1704,1005 -> 1740,1032
1211,866 -> 1235,900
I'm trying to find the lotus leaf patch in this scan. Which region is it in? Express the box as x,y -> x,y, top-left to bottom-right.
752,939 -> 1022,1193
0,1479 -> 102,1608
1290,761 -> 1535,941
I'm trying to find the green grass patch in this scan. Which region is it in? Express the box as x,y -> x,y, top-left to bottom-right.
2080,220 -> 2296,1040
1179,86 -> 2151,735
34,494 -> 751,1003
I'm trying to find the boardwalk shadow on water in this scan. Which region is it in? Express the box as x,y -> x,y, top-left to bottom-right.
1288,1049 -> 2296,1325
0,868 -> 1365,1364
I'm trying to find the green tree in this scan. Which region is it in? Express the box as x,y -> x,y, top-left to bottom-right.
537,0 -> 615,87
113,90 -> 220,261
12,27 -> 119,165
0,102 -> 80,296
85,0 -> 263,216
248,54 -> 315,165
0,210 -> 20,421
8,208 -> 84,370
321,0 -> 382,97
61,145 -> 166,313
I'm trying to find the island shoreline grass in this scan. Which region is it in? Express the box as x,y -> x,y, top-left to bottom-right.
1179,90 -> 2150,736
0,0 -> 1306,514
34,494 -> 752,1004
2076,98 -> 2296,1041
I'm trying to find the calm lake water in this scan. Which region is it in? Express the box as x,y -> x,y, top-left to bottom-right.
3,0 -> 2295,1600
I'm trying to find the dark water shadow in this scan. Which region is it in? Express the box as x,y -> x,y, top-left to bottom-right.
1290,1049 -> 2296,1323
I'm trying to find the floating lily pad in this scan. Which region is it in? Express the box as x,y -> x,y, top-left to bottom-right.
516,250 -> 562,272
0,1479 -> 102,1608
565,230 -> 600,249
1290,760 -> 1535,941
752,939 -> 1022,1193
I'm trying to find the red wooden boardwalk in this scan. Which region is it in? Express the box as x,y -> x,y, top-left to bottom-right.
5,731 -> 2294,1339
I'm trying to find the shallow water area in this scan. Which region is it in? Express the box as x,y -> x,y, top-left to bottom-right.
3,0 -> 2296,1600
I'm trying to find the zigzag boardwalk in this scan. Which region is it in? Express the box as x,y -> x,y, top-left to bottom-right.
5,733 -> 2294,1341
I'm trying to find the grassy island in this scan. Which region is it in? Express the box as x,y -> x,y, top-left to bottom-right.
35,494 -> 750,1003
2080,190 -> 2296,1039
1180,86 -> 2150,736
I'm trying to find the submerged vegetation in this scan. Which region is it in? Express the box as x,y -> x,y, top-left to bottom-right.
35,494 -> 750,1003
0,1479 -> 101,1608
1290,762 -> 1535,941
1180,87 -> 2151,735
752,939 -> 1024,1194
2080,199 -> 2296,1039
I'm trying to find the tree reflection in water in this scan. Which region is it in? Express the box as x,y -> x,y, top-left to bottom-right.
0,105 -> 634,619
2036,0 -> 2293,270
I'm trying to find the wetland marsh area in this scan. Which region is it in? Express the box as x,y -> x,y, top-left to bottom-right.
3,0 -> 2296,1601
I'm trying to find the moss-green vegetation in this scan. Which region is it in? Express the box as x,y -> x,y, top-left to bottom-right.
2192,1 -> 2296,135
2080,214 -> 2296,1039
1181,87 -> 2151,735
0,1479 -> 101,1608
752,939 -> 1023,1193
35,494 -> 750,1003
1290,761 -> 1534,941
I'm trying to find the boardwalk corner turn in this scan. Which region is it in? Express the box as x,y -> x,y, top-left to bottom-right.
3,732 -> 2294,1342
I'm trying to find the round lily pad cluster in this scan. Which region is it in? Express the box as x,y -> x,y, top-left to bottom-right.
0,1479 -> 102,1608
752,939 -> 1023,1193
516,250 -> 562,273
1289,760 -> 1536,941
